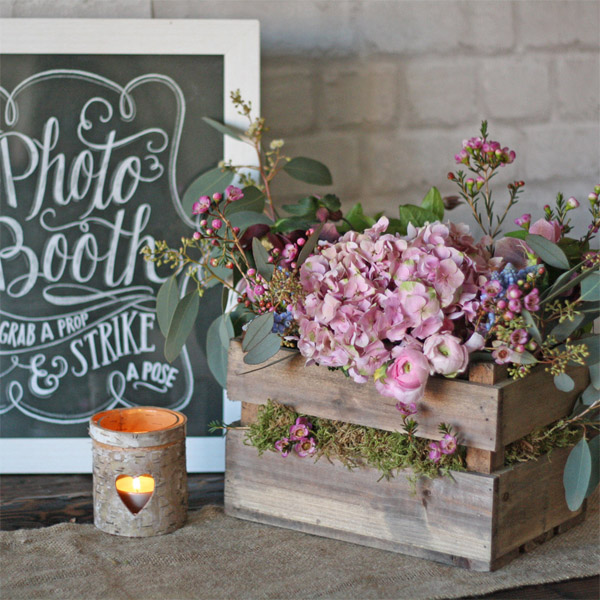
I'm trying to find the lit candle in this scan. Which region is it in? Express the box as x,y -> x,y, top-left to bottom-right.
116,475 -> 155,514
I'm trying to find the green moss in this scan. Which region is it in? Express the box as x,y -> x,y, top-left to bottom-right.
245,399 -> 465,482
504,420 -> 582,466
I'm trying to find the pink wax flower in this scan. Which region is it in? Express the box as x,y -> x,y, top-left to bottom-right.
506,284 -> 522,299
375,347 -> 430,404
211,219 -> 223,230
523,289 -> 540,312
428,442 -> 442,463
396,401 -> 418,417
192,231 -> 201,240
423,333 -> 469,376
192,196 -> 211,215
226,185 -> 244,202
529,219 -> 562,243
508,298 -> 522,313
514,214 -> 531,229
483,280 -> 502,297
440,434 -> 457,455
274,438 -> 291,457
491,343 -> 516,365
289,417 -> 312,441
294,437 -> 317,458
455,149 -> 469,165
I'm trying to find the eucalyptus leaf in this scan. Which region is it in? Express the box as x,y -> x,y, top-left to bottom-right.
206,317 -> 228,388
243,333 -> 282,365
297,223 -> 324,267
271,217 -> 315,233
217,313 -> 235,349
554,372 -> 575,392
282,196 -> 318,217
585,436 -> 600,499
224,186 -> 265,215
561,335 -> 600,366
252,237 -> 274,281
526,234 -> 570,270
230,305 -> 255,337
563,438 -> 592,511
512,350 -> 537,365
580,272 -> 600,302
182,167 -> 235,216
550,314 -> 585,342
582,382 -> 600,405
242,313 -> 275,352
283,157 -> 332,186
543,267 -> 596,303
580,300 -> 600,314
202,116 -> 246,142
164,290 -> 200,363
421,187 -> 444,220
156,276 -> 179,336
521,309 -> 542,344
228,211 -> 273,232
590,362 -> 600,390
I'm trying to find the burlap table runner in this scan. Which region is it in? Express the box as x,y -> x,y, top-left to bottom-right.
1,501 -> 598,600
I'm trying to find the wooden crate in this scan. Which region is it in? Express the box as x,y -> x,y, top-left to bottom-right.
227,340 -> 588,473
225,430 -> 586,571
225,339 -> 588,570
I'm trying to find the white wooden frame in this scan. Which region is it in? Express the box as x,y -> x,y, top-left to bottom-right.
0,19 -> 259,473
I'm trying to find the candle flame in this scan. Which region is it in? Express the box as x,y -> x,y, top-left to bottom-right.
132,477 -> 141,492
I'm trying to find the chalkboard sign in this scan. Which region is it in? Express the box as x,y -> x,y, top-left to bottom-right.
0,19 -> 260,472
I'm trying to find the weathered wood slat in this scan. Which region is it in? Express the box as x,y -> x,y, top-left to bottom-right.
498,365 -> 588,447
228,341 -> 589,454
228,341 -> 501,451
226,428 -> 497,569
493,446 -> 585,558
225,429 -> 587,571
466,448 -> 505,474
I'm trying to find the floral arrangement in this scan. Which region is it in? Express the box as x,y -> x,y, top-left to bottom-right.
144,92 -> 599,508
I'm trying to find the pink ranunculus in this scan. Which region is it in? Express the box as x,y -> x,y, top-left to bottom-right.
375,347 -> 430,403
423,333 -> 469,376
529,218 -> 562,243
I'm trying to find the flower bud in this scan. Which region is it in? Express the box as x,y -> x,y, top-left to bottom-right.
476,176 -> 485,190
211,219 -> 223,230
192,231 -> 201,240
566,197 -> 579,210
589,192 -> 599,205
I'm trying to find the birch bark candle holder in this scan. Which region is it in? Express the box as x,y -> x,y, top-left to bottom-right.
89,407 -> 188,537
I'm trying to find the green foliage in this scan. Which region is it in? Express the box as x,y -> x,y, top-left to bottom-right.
283,157 -> 332,185
340,203 -> 376,233
550,313 -> 585,343
244,400 -> 465,482
252,238 -> 274,281
563,438 -> 592,511
206,314 -> 233,387
504,421 -> 582,467
420,187 -> 445,220
244,334 -> 281,365
224,186 -> 265,215
580,271 -> 600,302
296,224 -> 323,267
525,234 -> 570,270
227,211 -> 273,232
582,383 -> 600,405
164,290 -> 200,363
202,116 -> 246,141
554,372 -> 575,392
586,435 -> 600,499
156,276 -> 179,336
182,167 -> 235,216
242,313 -> 275,352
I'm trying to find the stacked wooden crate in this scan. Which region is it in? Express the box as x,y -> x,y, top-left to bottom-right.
225,340 -> 589,570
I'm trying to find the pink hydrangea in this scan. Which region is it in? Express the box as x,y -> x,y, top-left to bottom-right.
292,217 -> 493,403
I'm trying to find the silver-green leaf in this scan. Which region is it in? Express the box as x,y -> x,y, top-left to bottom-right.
580,271 -> 600,302
202,116 -> 246,142
526,234 -> 570,270
242,313 -> 275,352
243,333 -> 282,365
164,290 -> 200,363
554,372 -> 575,392
156,276 -> 179,336
582,382 -> 600,405
521,309 -> 542,344
585,436 -> 600,499
550,314 -> 584,342
182,167 -> 235,216
283,157 -> 332,186
563,438 -> 592,511
206,317 -> 228,388
252,237 -> 274,281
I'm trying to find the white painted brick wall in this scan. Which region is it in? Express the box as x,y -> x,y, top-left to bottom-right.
2,0 -> 599,238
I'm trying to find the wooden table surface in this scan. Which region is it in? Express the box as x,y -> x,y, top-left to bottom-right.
1,474 -> 597,600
